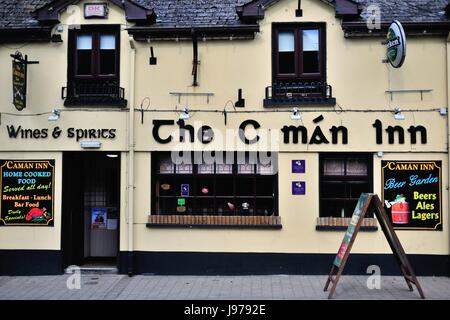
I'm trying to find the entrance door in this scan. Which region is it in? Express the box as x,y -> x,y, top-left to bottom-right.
62,152 -> 120,269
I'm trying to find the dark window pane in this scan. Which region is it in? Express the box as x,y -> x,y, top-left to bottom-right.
77,51 -> 92,75
302,29 -> 319,73
279,52 -> 295,74
349,181 -> 370,198
256,176 -> 275,196
216,176 -> 233,196
278,31 -> 295,74
303,51 -> 319,73
100,50 -> 116,75
236,177 -> 254,196
100,34 -> 116,75
322,181 -> 347,198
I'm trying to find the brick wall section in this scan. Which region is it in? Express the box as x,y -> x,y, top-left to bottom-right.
148,215 -> 281,226
316,217 -> 378,227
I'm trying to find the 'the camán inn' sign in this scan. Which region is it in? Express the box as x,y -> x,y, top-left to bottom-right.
151,118 -> 427,145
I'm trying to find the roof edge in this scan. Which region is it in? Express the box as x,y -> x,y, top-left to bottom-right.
34,0 -> 156,25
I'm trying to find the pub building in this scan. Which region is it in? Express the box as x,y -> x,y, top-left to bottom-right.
0,0 -> 449,276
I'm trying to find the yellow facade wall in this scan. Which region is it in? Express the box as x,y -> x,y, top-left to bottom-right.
0,0 -> 448,257
130,152 -> 448,255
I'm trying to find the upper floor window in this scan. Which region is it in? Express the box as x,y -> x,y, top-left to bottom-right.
75,32 -> 118,77
273,23 -> 325,82
64,25 -> 126,107
264,23 -> 335,107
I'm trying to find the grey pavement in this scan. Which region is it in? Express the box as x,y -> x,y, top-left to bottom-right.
0,274 -> 449,300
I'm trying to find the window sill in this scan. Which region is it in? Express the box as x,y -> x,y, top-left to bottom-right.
64,96 -> 127,107
263,97 -> 336,108
147,215 -> 282,229
316,217 -> 378,232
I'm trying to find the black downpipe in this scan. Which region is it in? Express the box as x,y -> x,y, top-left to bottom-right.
192,29 -> 199,86
128,251 -> 134,276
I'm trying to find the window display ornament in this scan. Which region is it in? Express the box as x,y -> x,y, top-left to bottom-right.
242,202 -> 250,210
201,187 -> 209,194
161,184 -> 171,191
227,202 -> 235,210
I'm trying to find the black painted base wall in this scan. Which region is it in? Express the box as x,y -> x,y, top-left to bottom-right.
119,251 -> 450,277
1,250 -> 448,276
0,250 -> 62,275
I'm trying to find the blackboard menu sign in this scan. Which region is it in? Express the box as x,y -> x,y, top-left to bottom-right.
0,160 -> 55,226
382,161 -> 442,231
12,60 -> 26,111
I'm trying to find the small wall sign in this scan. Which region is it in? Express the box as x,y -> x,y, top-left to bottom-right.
84,3 -> 108,18
292,160 -> 305,173
91,207 -> 107,229
386,20 -> 406,68
292,181 -> 306,195
181,184 -> 190,197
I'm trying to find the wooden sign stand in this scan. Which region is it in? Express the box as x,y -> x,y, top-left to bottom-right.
324,193 -> 425,299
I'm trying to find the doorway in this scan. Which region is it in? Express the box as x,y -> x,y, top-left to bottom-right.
62,152 -> 120,270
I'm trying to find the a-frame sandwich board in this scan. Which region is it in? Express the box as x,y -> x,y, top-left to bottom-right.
324,193 -> 425,299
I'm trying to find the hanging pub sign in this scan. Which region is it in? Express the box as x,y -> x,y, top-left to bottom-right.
382,161 -> 442,230
10,51 -> 39,111
0,160 -> 55,226
386,20 -> 406,68
12,56 -> 27,111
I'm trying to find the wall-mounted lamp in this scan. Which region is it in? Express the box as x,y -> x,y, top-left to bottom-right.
48,108 -> 60,121
80,141 -> 102,149
439,107 -> 448,115
393,107 -> 405,120
179,107 -> 190,120
377,151 -> 384,158
291,107 -> 301,120
51,34 -> 63,43
149,46 -> 157,65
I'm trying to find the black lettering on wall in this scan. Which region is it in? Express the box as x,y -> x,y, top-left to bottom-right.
176,119 -> 195,143
408,125 -> 427,144
330,126 -> 348,144
198,125 -> 214,144
152,120 -> 174,144
281,126 -> 308,144
386,126 -> 405,144
309,126 -> 329,144
372,119 -> 383,144
239,120 -> 260,145
7,125 -> 21,138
